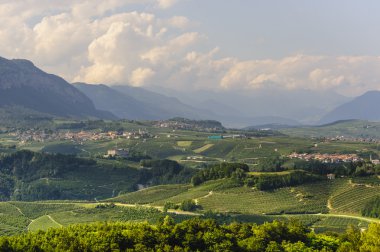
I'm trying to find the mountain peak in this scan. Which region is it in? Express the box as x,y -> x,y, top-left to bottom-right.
0,56 -> 115,119
320,89 -> 380,124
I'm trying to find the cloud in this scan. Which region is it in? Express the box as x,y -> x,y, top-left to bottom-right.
130,68 -> 155,86
0,0 -> 380,96
167,16 -> 190,29
220,55 -> 380,95
156,0 -> 178,9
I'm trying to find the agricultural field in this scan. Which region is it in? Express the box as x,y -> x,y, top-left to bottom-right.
329,184 -> 380,214
103,178 -> 380,231
281,120 -> 380,139
107,178 -> 377,216
1,119 -> 380,236
0,198 -> 375,236
108,184 -> 192,204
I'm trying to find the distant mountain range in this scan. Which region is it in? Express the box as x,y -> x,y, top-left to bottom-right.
147,86 -> 350,125
0,57 -> 114,119
74,83 -> 217,121
75,83 -> 305,128
2,56 -> 380,128
320,91 -> 380,124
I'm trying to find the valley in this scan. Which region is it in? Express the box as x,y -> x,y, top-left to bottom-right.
1,118 -> 380,238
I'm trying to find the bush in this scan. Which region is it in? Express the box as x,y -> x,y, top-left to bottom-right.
180,199 -> 198,211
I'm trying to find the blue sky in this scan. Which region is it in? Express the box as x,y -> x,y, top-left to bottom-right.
0,0 -> 379,96
167,0 -> 380,59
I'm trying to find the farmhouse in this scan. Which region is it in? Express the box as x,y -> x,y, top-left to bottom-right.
371,159 -> 380,165
370,155 -> 380,165
106,149 -> 129,158
327,174 -> 336,180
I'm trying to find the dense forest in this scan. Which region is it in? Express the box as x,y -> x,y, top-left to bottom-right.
0,151 -> 197,201
191,162 -> 249,186
190,162 -> 321,191
0,218 -> 379,251
139,159 -> 195,186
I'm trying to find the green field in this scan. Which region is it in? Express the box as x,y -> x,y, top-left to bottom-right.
2,119 -> 380,236
102,177 -> 380,232
193,143 -> 214,153
281,120 -> 380,139
28,215 -> 62,232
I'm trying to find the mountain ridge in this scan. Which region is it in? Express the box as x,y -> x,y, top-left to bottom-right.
74,82 -> 219,121
0,57 -> 115,119
320,90 -> 380,124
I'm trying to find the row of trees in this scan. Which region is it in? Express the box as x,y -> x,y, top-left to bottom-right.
190,162 -> 319,191
257,156 -> 380,177
1,218 -> 380,251
248,171 -> 321,191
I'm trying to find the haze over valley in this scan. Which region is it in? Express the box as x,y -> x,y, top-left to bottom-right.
2,1 -> 380,251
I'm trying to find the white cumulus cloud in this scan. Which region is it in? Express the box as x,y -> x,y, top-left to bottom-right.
0,0 -> 380,96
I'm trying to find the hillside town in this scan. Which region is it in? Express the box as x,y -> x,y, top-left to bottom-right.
318,135 -> 380,143
9,129 -> 154,144
288,152 -> 363,163
154,118 -> 224,132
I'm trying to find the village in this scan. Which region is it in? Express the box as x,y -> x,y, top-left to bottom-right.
9,128 -> 154,144
316,135 -> 380,144
288,152 -> 363,163
154,118 -> 224,132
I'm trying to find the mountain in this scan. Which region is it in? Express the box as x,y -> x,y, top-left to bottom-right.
74,83 -> 217,121
320,91 -> 380,124
74,83 -> 158,120
0,57 -> 114,119
147,86 -> 350,125
243,117 -> 302,130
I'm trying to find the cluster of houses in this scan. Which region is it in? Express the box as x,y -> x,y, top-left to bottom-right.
11,129 -> 153,144
288,152 -> 362,163
155,120 -> 223,132
320,136 -> 380,144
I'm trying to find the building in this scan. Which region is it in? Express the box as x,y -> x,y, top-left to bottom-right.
370,155 -> 380,165
208,135 -> 223,140
327,174 -> 336,180
106,149 -> 129,158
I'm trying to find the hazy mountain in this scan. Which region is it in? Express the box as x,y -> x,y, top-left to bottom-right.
74,83 -> 158,120
320,91 -> 380,124
147,86 -> 350,125
0,57 -> 114,119
75,83 -> 217,121
241,117 -> 301,129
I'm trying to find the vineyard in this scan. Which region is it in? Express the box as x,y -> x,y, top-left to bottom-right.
108,184 -> 191,204
329,183 -> 380,214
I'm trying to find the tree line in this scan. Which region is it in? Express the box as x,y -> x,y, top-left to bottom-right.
190,162 -> 321,191
1,218 -> 380,251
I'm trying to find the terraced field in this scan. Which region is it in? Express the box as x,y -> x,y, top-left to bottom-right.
108,184 -> 192,204
0,177 -> 379,235
177,141 -> 193,147
28,215 -> 62,232
330,184 -> 380,214
110,178 -> 380,218
0,203 -> 30,235
193,143 -> 214,153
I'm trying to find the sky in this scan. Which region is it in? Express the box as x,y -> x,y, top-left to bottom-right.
0,0 -> 380,96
